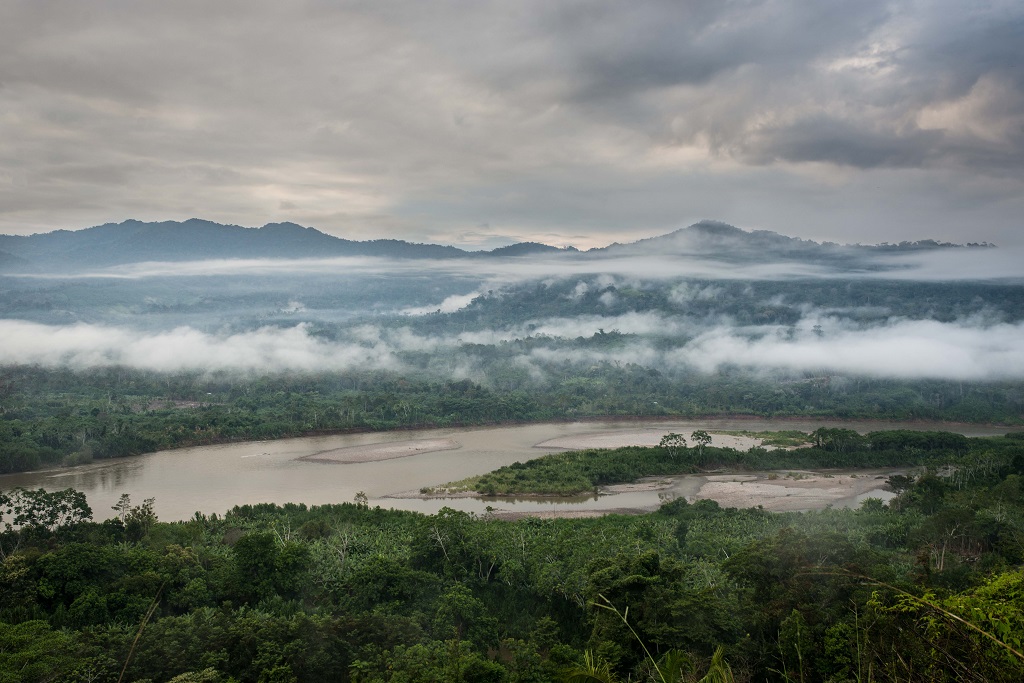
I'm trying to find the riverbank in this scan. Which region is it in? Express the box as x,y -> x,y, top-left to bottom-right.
416,466 -> 905,519
0,418 -> 999,522
535,430 -> 766,452
7,410 -> 1016,477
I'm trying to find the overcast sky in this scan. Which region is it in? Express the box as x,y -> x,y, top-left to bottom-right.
2,0 -> 1022,249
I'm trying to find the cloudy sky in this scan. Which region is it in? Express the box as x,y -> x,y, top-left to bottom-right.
2,0 -> 1022,249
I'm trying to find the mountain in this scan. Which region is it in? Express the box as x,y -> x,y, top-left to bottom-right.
589,220 -> 988,266
479,242 -> 564,257
590,220 -> 832,259
0,219 -> 476,271
0,249 -> 32,273
0,218 -> 982,273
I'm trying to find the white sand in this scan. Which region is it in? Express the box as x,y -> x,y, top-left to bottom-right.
462,469 -> 900,519
694,470 -> 896,512
300,438 -> 461,464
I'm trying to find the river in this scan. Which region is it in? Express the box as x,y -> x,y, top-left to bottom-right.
0,418 -> 1008,521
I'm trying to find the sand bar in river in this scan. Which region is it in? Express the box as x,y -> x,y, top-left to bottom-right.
482,469 -> 902,519
689,469 -> 900,512
300,438 -> 461,464
535,430 -> 763,451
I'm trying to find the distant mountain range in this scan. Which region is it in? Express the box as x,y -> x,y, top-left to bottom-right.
0,218 -> 990,273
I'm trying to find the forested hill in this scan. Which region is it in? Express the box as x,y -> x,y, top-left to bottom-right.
590,220 -> 994,268
0,219 -> 468,270
0,218 -> 984,272
0,219 -> 571,271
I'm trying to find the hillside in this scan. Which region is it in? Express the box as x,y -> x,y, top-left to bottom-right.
0,218 -> 983,272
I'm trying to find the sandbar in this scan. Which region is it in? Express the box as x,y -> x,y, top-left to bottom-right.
452,469 -> 903,519
535,430 -> 763,451
300,438 -> 461,464
693,470 -> 899,512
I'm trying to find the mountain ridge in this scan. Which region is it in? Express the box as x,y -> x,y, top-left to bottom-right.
0,218 -> 991,273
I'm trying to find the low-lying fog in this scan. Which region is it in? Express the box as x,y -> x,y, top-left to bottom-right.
3,249 -> 1024,382
2,314 -> 1023,380
10,243 -> 1024,282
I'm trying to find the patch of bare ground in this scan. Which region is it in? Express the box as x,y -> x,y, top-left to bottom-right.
695,470 -> 900,512
600,479 -> 676,493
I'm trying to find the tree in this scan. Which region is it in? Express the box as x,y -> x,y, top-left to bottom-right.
561,650 -> 617,682
811,428 -> 862,453
690,430 -> 712,457
0,620 -> 82,683
0,488 -> 92,534
111,493 -> 157,542
659,433 -> 687,458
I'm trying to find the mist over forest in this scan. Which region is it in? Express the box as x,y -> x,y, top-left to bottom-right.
2,219 -> 1023,383
3,220 -> 1024,683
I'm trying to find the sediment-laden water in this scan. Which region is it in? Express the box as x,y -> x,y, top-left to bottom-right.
0,418 -> 1005,521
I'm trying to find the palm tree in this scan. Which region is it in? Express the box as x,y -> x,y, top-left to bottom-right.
562,650 -> 618,683
697,647 -> 734,683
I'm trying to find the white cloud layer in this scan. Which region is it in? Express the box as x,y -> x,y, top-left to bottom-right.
0,321 -> 399,373
402,291 -> 484,315
5,316 -> 1023,381
674,319 -> 1024,380
12,243 -> 1024,284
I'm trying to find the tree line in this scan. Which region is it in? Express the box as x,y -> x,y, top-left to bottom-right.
3,364 -> 1022,474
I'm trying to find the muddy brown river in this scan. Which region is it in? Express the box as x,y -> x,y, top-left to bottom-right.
0,418 -> 1008,521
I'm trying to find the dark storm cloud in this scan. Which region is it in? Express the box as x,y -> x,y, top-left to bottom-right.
0,0 -> 1022,246
747,117 -> 944,169
541,0 -> 891,99
735,2 -> 1024,172
911,6 -> 1024,95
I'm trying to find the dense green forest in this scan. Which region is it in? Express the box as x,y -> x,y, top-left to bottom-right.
2,432 -> 1023,681
2,364 -> 1022,474
438,429 -> 979,496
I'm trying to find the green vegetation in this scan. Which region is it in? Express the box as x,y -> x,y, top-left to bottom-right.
442,429 -> 985,496
2,363 -> 1022,475
0,433 -> 1022,681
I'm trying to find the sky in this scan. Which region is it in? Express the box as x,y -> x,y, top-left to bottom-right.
1,0 -> 1022,250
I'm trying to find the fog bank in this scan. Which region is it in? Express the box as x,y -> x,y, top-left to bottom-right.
5,315 -> 1023,381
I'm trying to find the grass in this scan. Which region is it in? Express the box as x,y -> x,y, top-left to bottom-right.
715,429 -> 812,448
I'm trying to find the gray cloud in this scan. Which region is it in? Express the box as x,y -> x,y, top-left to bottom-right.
746,117 -> 945,169
0,1 -> 1022,247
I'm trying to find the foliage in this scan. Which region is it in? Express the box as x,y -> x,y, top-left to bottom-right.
0,432 -> 1021,681
0,487 -> 92,534
1,360 -> 1022,475
444,431 -> 1003,496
